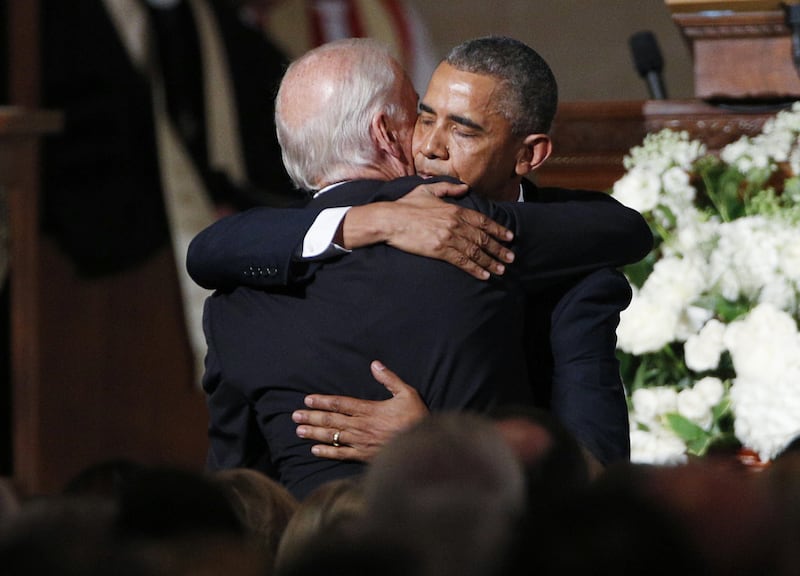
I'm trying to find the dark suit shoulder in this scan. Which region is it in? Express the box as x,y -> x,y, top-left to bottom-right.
522,179 -> 612,203
308,175 -> 467,208
552,268 -> 632,322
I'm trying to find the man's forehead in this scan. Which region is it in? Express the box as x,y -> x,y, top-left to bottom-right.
420,72 -> 507,130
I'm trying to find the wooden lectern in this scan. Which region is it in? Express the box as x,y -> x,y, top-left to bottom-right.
537,0 -> 798,191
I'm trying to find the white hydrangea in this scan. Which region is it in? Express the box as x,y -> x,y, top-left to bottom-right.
623,129 -> 705,173
724,304 -> 800,460
709,216 -> 781,302
639,255 -> 707,314
612,167 -> 661,213
630,386 -> 689,464
660,165 -> 696,215
731,371 -> 800,461
630,427 -> 688,465
693,376 -> 725,407
631,386 -> 678,425
665,208 -> 717,259
684,319 -> 726,372
617,104 -> 800,464
721,102 -> 800,175
724,303 -> 800,383
676,386 -> 714,429
617,292 -> 680,355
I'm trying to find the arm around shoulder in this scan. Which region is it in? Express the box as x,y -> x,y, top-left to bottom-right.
186,207 -> 321,290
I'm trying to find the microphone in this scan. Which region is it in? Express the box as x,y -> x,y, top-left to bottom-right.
629,30 -> 668,100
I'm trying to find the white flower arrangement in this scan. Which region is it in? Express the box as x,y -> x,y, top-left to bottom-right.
612,102 -> 800,465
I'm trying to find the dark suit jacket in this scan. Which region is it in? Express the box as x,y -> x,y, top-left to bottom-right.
191,179 -> 637,465
200,176 -> 651,498
40,0 -> 299,276
522,180 -> 631,464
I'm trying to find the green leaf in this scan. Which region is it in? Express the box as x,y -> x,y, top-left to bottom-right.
686,436 -> 713,456
711,397 -> 732,422
623,252 -> 658,289
664,413 -> 707,442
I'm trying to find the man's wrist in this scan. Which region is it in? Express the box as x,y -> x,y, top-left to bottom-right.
341,203 -> 394,249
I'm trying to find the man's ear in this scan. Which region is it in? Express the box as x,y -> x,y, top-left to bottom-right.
515,134 -> 552,176
371,112 -> 403,159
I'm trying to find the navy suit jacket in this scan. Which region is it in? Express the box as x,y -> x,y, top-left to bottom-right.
199,176 -> 650,498
522,180 -> 631,464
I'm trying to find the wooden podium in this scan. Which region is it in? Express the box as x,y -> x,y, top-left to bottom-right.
537,1 -> 798,191
537,99 -> 779,190
666,0 -> 800,100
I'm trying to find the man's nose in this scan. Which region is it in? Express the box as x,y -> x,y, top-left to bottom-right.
421,127 -> 448,159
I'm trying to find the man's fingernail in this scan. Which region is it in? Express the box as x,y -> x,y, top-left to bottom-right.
296,426 -> 307,437
305,396 -> 314,407
311,446 -> 321,455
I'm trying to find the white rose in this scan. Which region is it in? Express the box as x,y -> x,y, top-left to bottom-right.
693,376 -> 725,408
677,387 -> 713,429
676,305 -> 714,342
684,319 -> 726,372
617,295 -> 679,354
630,427 -> 688,465
631,386 -> 679,424
725,304 -> 800,382
612,167 -> 661,213
731,371 -> 800,461
631,387 -> 660,423
641,256 -> 707,314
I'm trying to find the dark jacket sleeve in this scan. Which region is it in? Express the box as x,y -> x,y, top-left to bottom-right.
494,190 -> 652,291
186,206 -> 323,290
547,268 -> 632,465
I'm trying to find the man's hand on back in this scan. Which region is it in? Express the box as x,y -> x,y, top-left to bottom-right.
341,181 -> 515,280
292,361 -> 429,462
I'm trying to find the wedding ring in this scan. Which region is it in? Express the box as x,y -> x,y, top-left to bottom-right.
332,430 -> 341,447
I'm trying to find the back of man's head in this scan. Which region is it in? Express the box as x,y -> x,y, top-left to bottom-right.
358,412 -> 525,576
275,38 -> 410,191
445,36 -> 558,137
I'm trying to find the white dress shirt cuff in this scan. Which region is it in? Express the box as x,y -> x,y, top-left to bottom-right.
301,206 -> 352,259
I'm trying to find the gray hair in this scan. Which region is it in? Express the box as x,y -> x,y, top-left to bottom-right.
445,36 -> 558,136
275,38 -> 411,191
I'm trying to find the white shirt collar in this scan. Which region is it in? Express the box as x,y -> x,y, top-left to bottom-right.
313,181 -> 349,198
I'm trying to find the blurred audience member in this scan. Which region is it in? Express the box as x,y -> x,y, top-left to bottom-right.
490,404 -> 590,513
0,495 -> 119,576
358,412 -> 525,576
275,476 -> 365,573
212,467 -> 298,571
